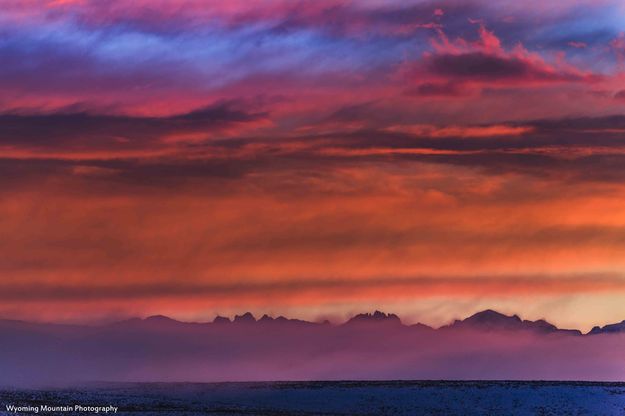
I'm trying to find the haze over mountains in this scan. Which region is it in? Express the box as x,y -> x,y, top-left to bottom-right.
122,309 -> 618,335
2,309 -> 625,387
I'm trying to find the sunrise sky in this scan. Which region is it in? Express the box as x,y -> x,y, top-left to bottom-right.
2,0 -> 625,330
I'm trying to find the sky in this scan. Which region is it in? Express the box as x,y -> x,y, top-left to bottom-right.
2,0 -> 625,330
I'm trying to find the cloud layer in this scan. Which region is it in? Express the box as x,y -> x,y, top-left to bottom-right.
2,0 -> 625,327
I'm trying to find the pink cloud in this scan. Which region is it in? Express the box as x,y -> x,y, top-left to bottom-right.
405,24 -> 601,91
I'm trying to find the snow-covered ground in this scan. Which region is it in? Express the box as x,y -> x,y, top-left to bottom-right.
1,381 -> 624,415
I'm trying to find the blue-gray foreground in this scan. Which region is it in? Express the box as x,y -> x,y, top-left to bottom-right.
2,381 -> 625,415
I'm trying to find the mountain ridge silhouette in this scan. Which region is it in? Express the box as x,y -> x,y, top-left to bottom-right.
2,308 -> 625,386
2,308 -> 621,335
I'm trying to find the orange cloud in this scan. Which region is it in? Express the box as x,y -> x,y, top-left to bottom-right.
383,124 -> 534,138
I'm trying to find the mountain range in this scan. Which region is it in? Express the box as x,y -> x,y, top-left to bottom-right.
92,309 -> 619,335
2,309 -> 625,386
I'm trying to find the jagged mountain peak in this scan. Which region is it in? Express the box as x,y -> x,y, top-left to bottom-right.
213,315 -> 231,324
346,310 -> 402,325
233,312 -> 256,323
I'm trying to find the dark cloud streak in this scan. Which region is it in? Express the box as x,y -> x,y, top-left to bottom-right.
0,102 -> 266,150
0,274 -> 622,302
